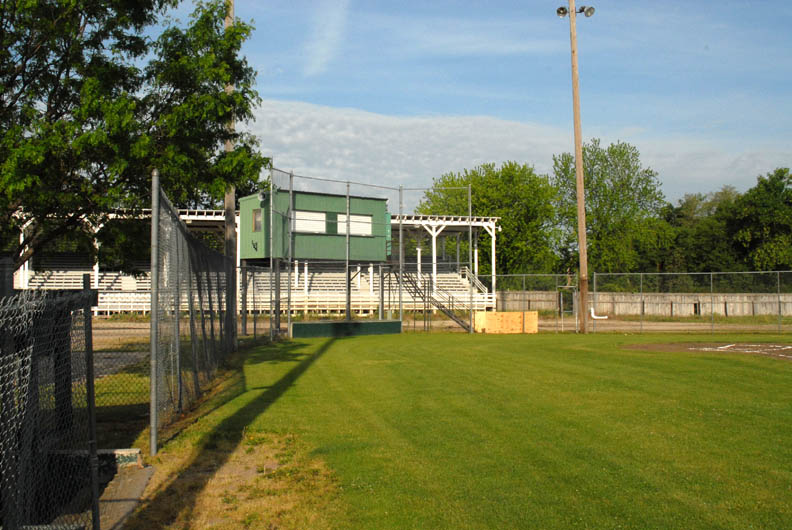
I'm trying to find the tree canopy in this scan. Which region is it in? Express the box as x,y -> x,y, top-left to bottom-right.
416,144 -> 791,277
0,0 -> 267,270
729,168 -> 792,271
662,187 -> 743,273
417,162 -> 559,275
552,139 -> 666,274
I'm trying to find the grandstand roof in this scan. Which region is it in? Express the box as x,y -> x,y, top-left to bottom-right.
392,214 -> 500,235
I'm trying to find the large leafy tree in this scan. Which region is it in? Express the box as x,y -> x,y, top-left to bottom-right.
552,139 -> 666,274
0,0 -> 267,270
663,187 -> 744,273
729,168 -> 792,271
417,162 -> 559,275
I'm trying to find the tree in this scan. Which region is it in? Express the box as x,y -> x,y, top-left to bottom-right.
0,0 -> 267,270
663,187 -> 744,273
729,168 -> 792,271
417,162 -> 559,275
552,139 -> 666,274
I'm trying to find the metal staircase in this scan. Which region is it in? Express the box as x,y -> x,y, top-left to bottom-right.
402,272 -> 471,331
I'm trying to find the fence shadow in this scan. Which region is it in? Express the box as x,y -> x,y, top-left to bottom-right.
125,337 -> 336,527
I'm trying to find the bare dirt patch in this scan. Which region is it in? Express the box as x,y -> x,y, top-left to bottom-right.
629,342 -> 792,361
124,433 -> 344,529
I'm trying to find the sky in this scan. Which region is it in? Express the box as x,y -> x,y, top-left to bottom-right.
212,0 -> 791,207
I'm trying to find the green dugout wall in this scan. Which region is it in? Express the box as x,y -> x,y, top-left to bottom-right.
239,189 -> 391,262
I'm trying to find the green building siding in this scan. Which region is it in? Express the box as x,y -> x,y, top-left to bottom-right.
239,190 -> 390,262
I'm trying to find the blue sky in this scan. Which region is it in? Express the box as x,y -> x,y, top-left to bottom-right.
213,1 -> 791,205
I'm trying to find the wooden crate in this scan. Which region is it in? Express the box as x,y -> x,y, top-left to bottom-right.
474,311 -> 538,334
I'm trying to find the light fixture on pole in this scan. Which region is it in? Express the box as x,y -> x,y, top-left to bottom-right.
557,5 -> 595,18
557,0 -> 594,333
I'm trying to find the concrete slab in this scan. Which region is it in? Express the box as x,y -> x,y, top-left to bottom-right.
99,465 -> 155,530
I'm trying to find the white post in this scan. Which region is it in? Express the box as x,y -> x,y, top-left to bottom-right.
235,214 -> 241,268
304,262 -> 308,295
474,247 -> 479,277
484,223 -> 497,294
491,227 -> 496,294
431,230 -> 437,293
294,259 -> 299,288
369,263 -> 374,296
417,246 -> 422,286
356,265 -> 361,290
92,223 -> 102,290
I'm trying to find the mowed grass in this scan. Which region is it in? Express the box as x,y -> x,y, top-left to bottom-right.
140,333 -> 792,528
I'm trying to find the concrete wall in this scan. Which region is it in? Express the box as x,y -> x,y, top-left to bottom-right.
497,291 -> 559,312
496,290 -> 792,317
592,292 -> 792,317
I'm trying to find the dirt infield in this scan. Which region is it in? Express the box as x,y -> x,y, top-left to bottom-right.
630,342 -> 792,361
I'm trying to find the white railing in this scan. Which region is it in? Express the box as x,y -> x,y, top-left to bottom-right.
460,266 -> 489,294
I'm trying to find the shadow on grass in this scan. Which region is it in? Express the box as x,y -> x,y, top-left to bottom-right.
126,337 -> 336,527
93,337 -> 270,450
96,404 -> 149,448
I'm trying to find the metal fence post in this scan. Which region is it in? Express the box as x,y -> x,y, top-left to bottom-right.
522,275 -> 526,334
379,264 -> 384,320
175,237 -> 182,412
778,271 -> 782,334
83,274 -> 100,530
345,181 -> 351,321
287,171 -> 294,337
399,185 -> 404,324
150,169 -> 160,456
269,172 -> 275,341
711,272 -> 715,334
241,265 -> 247,335
640,273 -> 644,334
592,272 -> 597,333
468,184 -> 473,334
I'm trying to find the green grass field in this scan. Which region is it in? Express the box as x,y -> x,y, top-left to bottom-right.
141,333 -> 792,528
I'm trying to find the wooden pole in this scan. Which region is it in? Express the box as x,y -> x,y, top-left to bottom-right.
567,0 -> 589,333
224,0 -> 237,349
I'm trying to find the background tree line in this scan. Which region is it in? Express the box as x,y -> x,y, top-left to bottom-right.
419,139 -> 791,276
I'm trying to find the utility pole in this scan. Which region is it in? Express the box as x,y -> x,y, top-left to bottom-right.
558,1 -> 594,333
224,0 -> 237,348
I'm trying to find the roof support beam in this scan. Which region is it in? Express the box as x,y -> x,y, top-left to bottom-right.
421,222 -> 446,292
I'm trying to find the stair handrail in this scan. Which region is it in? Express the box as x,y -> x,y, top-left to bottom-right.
460,266 -> 488,294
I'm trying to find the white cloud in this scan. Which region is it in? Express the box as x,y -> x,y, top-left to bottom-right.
303,0 -> 350,77
247,99 -> 790,208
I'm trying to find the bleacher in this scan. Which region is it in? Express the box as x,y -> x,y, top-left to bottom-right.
16,254 -> 494,314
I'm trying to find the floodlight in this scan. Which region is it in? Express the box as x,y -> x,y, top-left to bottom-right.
556,7 -> 568,17
582,6 -> 595,17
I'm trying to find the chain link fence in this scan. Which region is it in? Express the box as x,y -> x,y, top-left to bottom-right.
1,287 -> 100,529
484,274 -> 579,332
149,175 -> 235,455
485,271 -> 792,333
591,271 -> 792,333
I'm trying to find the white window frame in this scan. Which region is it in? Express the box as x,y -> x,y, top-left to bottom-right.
293,210 -> 326,234
338,214 -> 373,236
